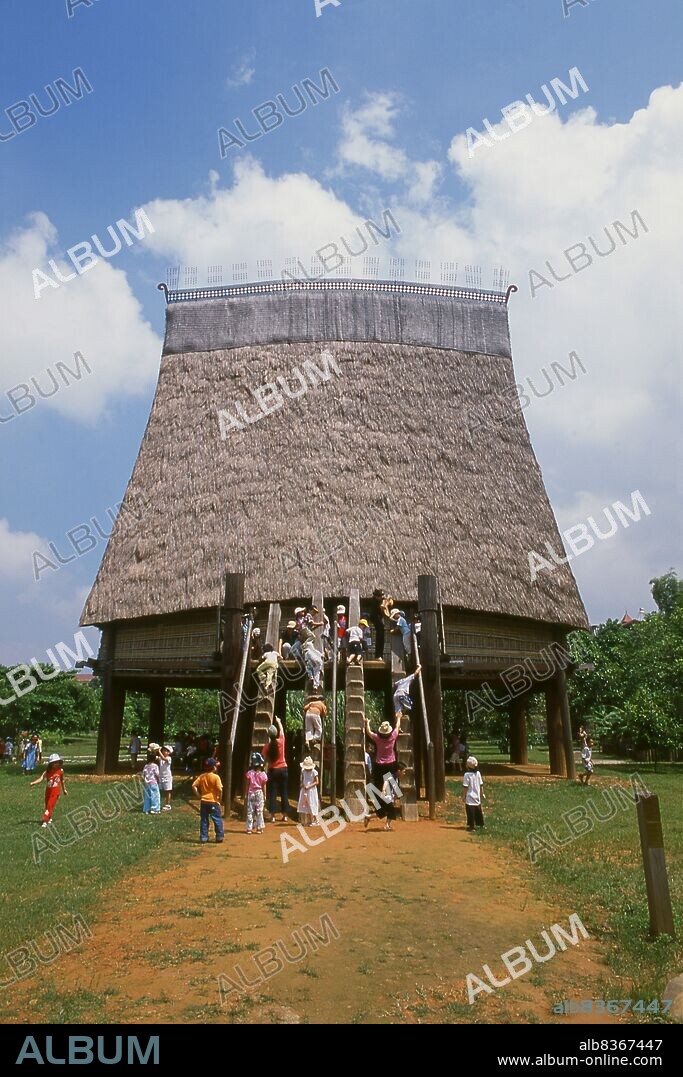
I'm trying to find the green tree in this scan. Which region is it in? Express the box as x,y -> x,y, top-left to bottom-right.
650,569 -> 682,616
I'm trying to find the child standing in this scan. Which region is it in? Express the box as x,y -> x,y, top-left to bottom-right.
30,753 -> 68,827
298,756 -> 320,826
580,737 -> 595,785
245,752 -> 268,834
192,758 -> 224,844
22,735 -> 39,775
142,752 -> 161,815
159,746 -> 173,811
462,755 -> 485,831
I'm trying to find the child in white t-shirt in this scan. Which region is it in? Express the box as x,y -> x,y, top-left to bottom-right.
462,755 -> 485,830
159,746 -> 173,810
579,738 -> 594,785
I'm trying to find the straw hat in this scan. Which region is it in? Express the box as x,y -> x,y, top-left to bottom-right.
378,721 -> 393,736
286,620 -> 296,628
301,756 -> 316,770
389,609 -> 401,620
466,756 -> 479,769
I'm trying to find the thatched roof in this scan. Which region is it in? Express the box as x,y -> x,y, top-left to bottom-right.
81,281 -> 587,630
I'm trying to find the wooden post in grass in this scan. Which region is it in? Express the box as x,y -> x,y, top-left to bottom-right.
218,571 -> 245,815
636,793 -> 675,937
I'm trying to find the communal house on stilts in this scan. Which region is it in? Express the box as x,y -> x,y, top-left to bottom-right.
81,276 -> 588,815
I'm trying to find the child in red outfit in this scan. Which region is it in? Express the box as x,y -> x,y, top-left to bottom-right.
30,753 -> 68,827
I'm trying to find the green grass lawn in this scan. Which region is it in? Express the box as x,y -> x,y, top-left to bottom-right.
448,749 -> 683,1017
0,762 -> 198,1021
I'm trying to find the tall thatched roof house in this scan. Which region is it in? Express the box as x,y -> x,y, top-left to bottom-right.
83,278 -> 586,791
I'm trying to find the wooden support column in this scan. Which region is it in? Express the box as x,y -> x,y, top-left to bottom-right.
545,677 -> 566,777
557,666 -> 576,780
104,681 -> 126,773
417,574 -> 445,801
148,686 -> 165,746
509,694 -> 529,765
218,572 -> 245,814
95,626 -> 115,775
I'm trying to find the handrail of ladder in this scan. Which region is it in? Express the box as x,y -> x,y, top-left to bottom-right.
229,614 -> 254,751
412,629 -> 436,820
330,616 -> 338,804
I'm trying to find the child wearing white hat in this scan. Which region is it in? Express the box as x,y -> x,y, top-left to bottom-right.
30,753 -> 68,827
298,757 -> 320,826
462,756 -> 486,830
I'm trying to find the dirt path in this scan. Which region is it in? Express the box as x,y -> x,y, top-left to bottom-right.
10,785 -> 622,1025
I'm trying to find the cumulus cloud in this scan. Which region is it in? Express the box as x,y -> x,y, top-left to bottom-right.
0,212 -> 161,421
337,92 -> 441,203
141,159 -> 398,272
0,518 -> 48,579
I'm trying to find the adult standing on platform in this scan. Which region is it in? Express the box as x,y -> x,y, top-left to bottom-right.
369,589 -> 387,659
263,716 -> 289,822
364,716 -> 402,831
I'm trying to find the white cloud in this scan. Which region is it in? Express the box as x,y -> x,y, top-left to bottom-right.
142,158 -> 392,270
227,49 -> 256,88
337,92 -> 441,203
0,212 -> 161,421
0,518 -> 47,579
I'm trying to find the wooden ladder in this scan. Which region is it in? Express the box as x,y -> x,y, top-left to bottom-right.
343,588 -> 367,807
392,651 -> 419,821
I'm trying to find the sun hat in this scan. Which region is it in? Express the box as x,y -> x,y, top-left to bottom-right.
47,753 -> 62,764
294,606 -> 306,614
205,757 -> 218,768
301,756 -> 316,770
286,620 -> 296,628
250,751 -> 265,767
378,721 -> 393,736
466,756 -> 478,769
252,627 -> 261,636
336,604 -> 346,614
389,609 -> 401,619
148,742 -> 160,751
267,724 -> 279,737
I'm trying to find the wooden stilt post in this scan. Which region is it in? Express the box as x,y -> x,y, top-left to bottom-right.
417,574 -> 445,801
148,686 -> 165,746
636,794 -> 675,937
95,626 -> 115,775
557,666 -> 576,780
545,677 -> 567,777
509,694 -> 529,765
104,681 -> 126,773
218,572 -> 245,815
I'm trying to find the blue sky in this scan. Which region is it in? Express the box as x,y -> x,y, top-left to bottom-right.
1,0 -> 681,662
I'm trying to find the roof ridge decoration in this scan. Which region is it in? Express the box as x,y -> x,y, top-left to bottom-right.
157,278 -> 518,306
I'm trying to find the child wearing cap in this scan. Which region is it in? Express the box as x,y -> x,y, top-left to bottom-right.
30,753 -> 68,827
142,752 -> 161,815
192,759 -> 224,844
298,757 -> 320,827
245,752 -> 268,834
462,756 -> 486,830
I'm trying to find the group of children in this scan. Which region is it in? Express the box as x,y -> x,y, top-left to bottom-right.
140,743 -> 174,813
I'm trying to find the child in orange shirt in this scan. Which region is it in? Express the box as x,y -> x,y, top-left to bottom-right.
31,753 -> 68,827
192,758 -> 224,844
